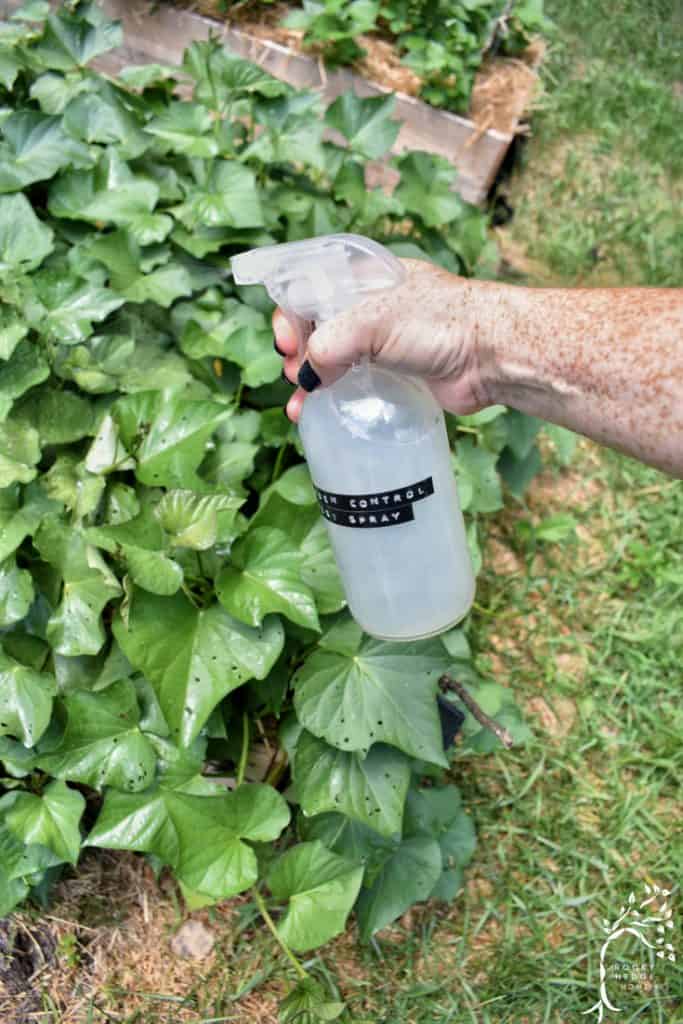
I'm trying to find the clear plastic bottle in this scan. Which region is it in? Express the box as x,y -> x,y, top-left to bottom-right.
232,234 -> 474,640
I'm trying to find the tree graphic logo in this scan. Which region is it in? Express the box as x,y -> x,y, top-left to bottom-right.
583,883 -> 676,1021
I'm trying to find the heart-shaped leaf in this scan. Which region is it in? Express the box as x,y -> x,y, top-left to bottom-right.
89,780 -> 289,902
113,588 -> 284,745
217,526 -> 320,631
3,780 -> 84,864
36,679 -> 157,792
0,556 -> 34,627
0,647 -> 56,747
294,620 -> 450,766
294,730 -> 411,837
267,840 -> 364,952
325,93 -> 399,160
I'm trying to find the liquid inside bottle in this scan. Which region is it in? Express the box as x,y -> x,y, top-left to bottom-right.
299,363 -> 475,640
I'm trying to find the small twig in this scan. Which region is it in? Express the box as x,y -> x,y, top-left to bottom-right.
439,675 -> 514,749
481,0 -> 515,59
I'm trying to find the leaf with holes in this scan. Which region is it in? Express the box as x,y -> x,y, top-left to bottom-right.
112,588 -> 284,746
36,679 -> 157,792
112,390 -> 230,489
293,618 -> 449,766
294,730 -> 411,837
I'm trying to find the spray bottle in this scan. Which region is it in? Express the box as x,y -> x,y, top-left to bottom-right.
231,233 -> 474,641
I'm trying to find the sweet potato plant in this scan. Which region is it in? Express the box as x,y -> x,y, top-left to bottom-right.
0,1 -> 547,1007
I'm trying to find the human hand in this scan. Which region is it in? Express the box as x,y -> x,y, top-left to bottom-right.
273,258 -> 497,422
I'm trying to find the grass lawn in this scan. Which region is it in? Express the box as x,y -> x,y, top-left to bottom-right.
2,2 -> 682,1022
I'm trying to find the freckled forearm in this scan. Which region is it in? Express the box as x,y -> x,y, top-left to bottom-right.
481,285 -> 683,478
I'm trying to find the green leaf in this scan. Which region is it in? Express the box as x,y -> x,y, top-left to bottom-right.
48,150 -> 159,228
0,340 -> 50,421
34,520 -> 121,657
293,623 -> 449,766
501,410 -> 543,460
0,646 -> 56,747
118,63 -> 180,91
36,680 -> 157,792
252,494 -> 345,616
0,309 -> 28,361
498,444 -> 543,499
4,780 -> 84,864
0,111 -> 92,193
267,840 -> 364,952
403,785 -> 476,900
44,454 -> 105,520
86,508 -> 184,597
172,160 -> 264,229
183,40 -> 289,105
0,420 -> 40,487
355,836 -> 442,941
112,390 -> 230,488
145,103 -> 218,157
0,483 -> 58,562
32,271 -> 124,345
279,978 -> 345,1023
154,490 -> 243,550
295,730 -> 411,837
0,193 -> 54,272
84,414 -> 134,474
244,94 -> 326,171
325,93 -> 399,159
545,423 -> 578,466
455,437 -> 503,514
394,151 -> 465,228
0,556 -> 34,626
217,526 -> 320,631
113,589 -> 284,745
278,974 -> 344,1024
30,5 -> 123,71
12,386 -> 96,444
89,781 -> 290,902
62,83 -> 149,159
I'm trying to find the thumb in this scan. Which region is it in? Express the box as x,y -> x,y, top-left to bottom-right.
299,305 -> 380,390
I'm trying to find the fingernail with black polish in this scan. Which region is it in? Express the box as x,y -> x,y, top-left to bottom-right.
274,337 -> 285,356
298,359 -> 321,392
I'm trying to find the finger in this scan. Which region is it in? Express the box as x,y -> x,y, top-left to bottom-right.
285,388 -> 305,423
282,354 -> 299,383
272,308 -> 299,356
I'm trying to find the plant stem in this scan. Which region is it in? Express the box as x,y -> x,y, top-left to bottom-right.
439,674 -> 515,749
271,441 -> 288,483
236,712 -> 249,787
253,889 -> 307,980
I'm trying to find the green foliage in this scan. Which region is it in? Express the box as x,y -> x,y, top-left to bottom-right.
0,2 -> 543,996
283,0 -> 549,111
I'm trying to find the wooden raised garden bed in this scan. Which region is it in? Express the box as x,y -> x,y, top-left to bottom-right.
0,0 -> 540,204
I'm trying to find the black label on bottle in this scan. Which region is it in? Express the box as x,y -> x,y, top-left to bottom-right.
315,477 -> 434,529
